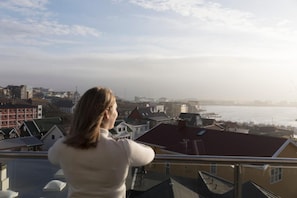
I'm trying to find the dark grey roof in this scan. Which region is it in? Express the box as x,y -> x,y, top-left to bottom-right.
21,117 -> 64,138
197,171 -> 280,198
33,117 -> 63,133
20,136 -> 43,147
24,121 -> 40,137
0,138 -> 25,150
0,127 -> 16,136
137,107 -> 169,119
128,177 -> 200,198
0,103 -> 37,109
0,137 -> 43,150
221,181 -> 280,198
147,116 -> 171,122
114,120 -> 125,126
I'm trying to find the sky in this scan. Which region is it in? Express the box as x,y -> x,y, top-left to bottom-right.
1,0 -> 297,102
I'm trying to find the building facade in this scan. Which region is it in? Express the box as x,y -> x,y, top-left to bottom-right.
0,104 -> 42,128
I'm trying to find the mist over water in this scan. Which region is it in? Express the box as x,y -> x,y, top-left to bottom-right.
202,105 -> 297,128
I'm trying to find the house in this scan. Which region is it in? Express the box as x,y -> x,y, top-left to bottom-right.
126,120 -> 150,140
178,113 -> 226,131
0,128 -> 19,140
109,120 -> 133,139
52,99 -> 75,114
127,106 -> 172,129
136,123 -> 297,197
19,117 -> 63,139
41,125 -> 66,151
179,113 -> 203,127
223,121 -> 249,134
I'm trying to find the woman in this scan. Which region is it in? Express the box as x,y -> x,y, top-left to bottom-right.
48,86 -> 155,198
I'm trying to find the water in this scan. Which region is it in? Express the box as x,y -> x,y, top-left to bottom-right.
201,105 -> 297,128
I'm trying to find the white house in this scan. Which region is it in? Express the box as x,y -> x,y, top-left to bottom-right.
41,125 -> 65,151
128,122 -> 150,140
110,120 -> 133,139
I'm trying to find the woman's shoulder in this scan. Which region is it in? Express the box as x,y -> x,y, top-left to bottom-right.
116,138 -> 150,150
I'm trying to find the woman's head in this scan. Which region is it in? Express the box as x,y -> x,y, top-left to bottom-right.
65,86 -> 117,149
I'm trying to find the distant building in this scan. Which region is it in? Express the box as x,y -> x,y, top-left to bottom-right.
127,106 -> 172,129
6,85 -> 29,99
110,120 -> 133,139
0,86 -> 9,98
19,117 -> 63,139
41,124 -> 66,151
0,128 -> 19,140
126,120 -> 150,140
52,99 -> 75,114
134,96 -> 155,103
178,113 -> 203,127
0,103 -> 42,128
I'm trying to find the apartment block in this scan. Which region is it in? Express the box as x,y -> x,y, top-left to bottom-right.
0,103 -> 42,128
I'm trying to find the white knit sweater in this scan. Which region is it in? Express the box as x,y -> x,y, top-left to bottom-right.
48,128 -> 155,198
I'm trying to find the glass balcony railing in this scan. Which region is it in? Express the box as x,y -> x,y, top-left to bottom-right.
0,151 -> 297,198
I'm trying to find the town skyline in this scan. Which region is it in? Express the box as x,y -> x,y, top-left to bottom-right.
1,1 -> 297,102
3,83 -> 297,108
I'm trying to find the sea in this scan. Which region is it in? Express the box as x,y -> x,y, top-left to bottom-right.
201,105 -> 297,129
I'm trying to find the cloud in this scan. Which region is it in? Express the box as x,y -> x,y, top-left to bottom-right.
4,0 -> 48,9
0,0 -> 100,47
0,0 -> 49,16
128,0 -> 297,44
129,0 -> 254,26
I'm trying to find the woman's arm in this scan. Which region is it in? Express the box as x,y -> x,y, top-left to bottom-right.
125,140 -> 155,166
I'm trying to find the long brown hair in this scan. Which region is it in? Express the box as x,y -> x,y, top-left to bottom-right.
64,86 -> 115,149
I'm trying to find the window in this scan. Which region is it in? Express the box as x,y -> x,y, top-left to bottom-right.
51,135 -> 55,140
270,167 -> 282,184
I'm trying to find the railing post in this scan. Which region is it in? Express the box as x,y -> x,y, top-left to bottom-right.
234,164 -> 242,198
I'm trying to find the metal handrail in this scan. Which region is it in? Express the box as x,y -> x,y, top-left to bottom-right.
0,151 -> 48,159
154,154 -> 297,166
1,151 -> 297,166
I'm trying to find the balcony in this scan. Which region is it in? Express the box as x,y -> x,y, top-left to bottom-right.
0,151 -> 296,198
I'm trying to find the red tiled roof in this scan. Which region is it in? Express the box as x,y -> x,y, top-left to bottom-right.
136,123 -> 288,157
